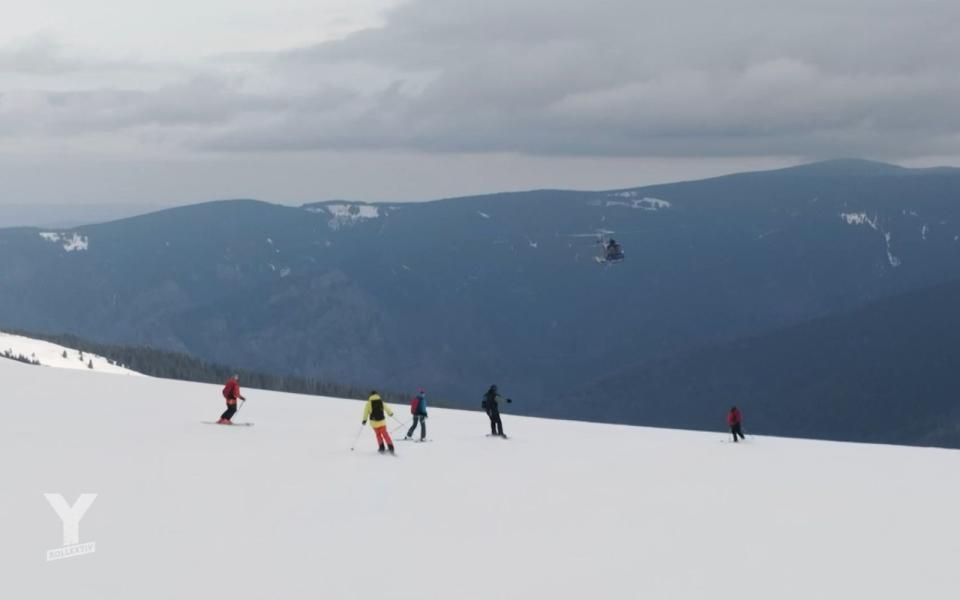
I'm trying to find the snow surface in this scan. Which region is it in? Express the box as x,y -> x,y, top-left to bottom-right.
0,330 -> 140,375
3,359 -> 959,599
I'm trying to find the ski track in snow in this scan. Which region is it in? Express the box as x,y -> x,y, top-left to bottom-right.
3,357 -> 959,599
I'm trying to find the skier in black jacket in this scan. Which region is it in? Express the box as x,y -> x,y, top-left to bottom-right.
482,385 -> 511,438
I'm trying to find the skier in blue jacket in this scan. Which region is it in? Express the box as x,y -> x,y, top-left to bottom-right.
405,388 -> 428,441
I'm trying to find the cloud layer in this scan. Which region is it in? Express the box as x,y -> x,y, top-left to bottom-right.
2,0 -> 960,168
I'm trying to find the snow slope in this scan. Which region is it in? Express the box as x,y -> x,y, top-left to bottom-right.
0,330 -> 140,375
2,359 -> 959,599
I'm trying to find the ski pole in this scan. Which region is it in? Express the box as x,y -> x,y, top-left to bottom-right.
389,414 -> 408,433
349,423 -> 365,452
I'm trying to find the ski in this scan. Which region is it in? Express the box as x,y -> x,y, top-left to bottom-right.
202,421 -> 254,427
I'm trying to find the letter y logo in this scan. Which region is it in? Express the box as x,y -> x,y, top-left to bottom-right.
45,493 -> 97,546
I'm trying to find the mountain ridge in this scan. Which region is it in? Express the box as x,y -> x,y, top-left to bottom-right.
3,158 -> 960,445
4,159 -> 952,232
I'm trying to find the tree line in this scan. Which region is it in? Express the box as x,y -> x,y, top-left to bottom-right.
5,329 -> 405,404
1,349 -> 41,366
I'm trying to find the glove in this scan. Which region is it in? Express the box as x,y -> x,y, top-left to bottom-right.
361,420 -> 367,425
506,398 -> 513,403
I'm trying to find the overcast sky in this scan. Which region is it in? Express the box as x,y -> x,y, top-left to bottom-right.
1,0 -> 958,207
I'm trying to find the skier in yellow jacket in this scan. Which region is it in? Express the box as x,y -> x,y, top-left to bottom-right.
362,391 -> 395,454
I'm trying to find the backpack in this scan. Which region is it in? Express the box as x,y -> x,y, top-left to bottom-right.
369,398 -> 385,422
410,397 -> 420,414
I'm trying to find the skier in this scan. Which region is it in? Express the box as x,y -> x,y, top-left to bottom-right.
362,390 -> 395,454
728,405 -> 745,442
482,384 -> 511,438
405,388 -> 428,441
217,374 -> 246,424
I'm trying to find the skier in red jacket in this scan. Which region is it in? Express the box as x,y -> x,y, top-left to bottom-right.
217,375 -> 246,424
728,406 -> 745,442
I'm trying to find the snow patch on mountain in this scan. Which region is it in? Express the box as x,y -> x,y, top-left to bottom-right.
0,330 -> 140,375
268,263 -> 292,278
840,213 -> 879,230
304,203 -> 382,230
604,194 -> 672,211
39,231 -> 89,252
840,213 -> 900,267
885,232 -> 901,267
325,204 -> 380,230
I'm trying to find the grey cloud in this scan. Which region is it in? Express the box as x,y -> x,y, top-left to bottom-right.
0,35 -> 149,75
0,76 -> 356,139
199,0 -> 960,159
3,0 -> 960,163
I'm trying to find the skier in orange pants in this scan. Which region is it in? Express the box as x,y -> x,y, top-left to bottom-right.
362,391 -> 395,454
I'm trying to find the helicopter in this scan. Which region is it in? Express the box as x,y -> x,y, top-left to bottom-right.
594,235 -> 625,264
